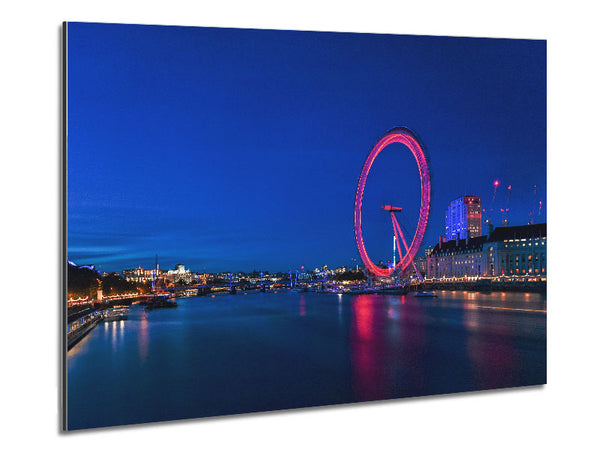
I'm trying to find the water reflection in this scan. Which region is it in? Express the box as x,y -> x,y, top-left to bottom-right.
352,296 -> 375,341
111,321 -> 117,352
462,307 -> 480,331
139,313 -> 149,363
67,291 -> 546,430
350,295 -> 383,401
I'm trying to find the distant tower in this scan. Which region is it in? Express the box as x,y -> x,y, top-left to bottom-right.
96,278 -> 103,302
152,254 -> 158,291
445,196 -> 482,240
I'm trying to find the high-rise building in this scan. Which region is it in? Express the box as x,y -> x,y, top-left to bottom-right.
445,196 -> 482,240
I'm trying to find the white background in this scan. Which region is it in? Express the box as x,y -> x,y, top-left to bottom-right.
1,1 -> 598,448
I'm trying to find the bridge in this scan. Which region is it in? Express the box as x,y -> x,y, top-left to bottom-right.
153,282 -> 274,297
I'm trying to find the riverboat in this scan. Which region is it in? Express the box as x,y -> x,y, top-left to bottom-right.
415,291 -> 437,297
104,306 -> 129,321
145,296 -> 178,311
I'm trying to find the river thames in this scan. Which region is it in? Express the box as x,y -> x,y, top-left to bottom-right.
67,291 -> 546,430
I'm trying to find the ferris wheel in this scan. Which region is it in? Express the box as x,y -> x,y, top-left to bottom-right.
353,127 -> 431,278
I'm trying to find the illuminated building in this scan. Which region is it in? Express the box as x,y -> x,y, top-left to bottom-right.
122,266 -> 163,283
487,224 -> 547,277
427,235 -> 487,278
195,273 -> 212,285
166,264 -> 193,284
298,270 -> 311,281
445,196 -> 482,241
122,266 -> 146,282
427,223 -> 546,278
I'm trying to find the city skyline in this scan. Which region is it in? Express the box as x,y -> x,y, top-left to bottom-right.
67,23 -> 546,273
75,218 -> 548,277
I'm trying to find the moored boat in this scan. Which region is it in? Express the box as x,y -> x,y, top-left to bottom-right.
415,291 -> 437,297
104,306 -> 129,321
145,295 -> 178,311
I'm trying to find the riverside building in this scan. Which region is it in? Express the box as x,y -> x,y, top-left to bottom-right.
427,223 -> 546,279
122,266 -> 162,283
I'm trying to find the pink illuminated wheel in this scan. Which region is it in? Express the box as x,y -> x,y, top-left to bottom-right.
354,127 -> 431,278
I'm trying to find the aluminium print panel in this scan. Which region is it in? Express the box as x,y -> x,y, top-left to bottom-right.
63,21 -> 547,430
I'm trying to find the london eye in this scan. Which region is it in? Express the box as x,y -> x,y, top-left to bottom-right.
354,127 -> 431,278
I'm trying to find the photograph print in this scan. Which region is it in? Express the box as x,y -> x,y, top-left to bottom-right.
64,22 -> 547,430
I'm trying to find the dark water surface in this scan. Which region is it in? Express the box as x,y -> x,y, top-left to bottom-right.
67,291 -> 546,430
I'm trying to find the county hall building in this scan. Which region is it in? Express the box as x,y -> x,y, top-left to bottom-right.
427,223 -> 546,279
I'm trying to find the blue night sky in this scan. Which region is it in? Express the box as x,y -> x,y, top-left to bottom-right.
67,22 -> 546,273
